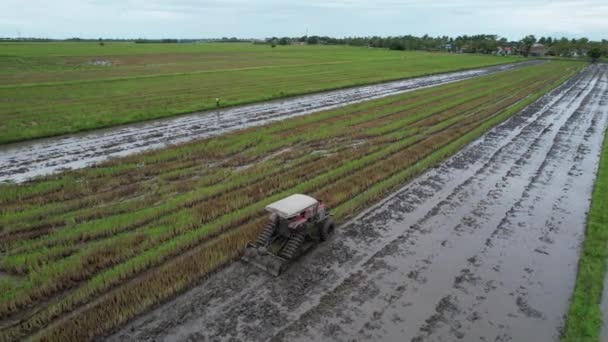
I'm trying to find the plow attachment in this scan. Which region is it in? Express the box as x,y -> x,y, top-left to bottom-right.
241,243 -> 288,276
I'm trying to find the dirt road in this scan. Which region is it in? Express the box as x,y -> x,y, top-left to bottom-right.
108,64 -> 607,342
0,61 -> 543,183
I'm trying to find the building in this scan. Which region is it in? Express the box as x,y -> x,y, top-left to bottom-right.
529,43 -> 546,56
496,46 -> 514,56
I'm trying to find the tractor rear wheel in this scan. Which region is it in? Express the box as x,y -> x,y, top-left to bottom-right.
320,218 -> 335,242
279,230 -> 306,260
255,219 -> 277,247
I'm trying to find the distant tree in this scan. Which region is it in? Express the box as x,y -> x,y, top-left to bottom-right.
389,41 -> 404,51
306,36 -> 319,45
576,37 -> 590,55
549,37 -> 572,56
519,35 -> 536,57
98,38 -> 104,46
588,47 -> 602,62
270,38 -> 278,48
259,33 -> 603,59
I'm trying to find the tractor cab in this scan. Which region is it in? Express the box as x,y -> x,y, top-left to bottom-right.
265,194 -> 326,234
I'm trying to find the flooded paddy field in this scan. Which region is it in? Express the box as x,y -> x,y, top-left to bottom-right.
0,61 -> 541,183
110,64 -> 608,342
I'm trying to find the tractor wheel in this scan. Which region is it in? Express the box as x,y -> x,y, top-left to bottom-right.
255,219 -> 277,247
279,230 -> 306,260
320,218 -> 335,242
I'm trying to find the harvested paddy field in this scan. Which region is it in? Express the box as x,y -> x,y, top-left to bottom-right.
0,60 -> 542,183
0,61 -> 586,341
111,63 -> 608,342
0,43 -> 522,144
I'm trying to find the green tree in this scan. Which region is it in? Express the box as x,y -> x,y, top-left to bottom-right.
519,35 -> 536,57
588,47 -> 602,62
577,37 -> 589,55
306,36 -> 319,44
389,41 -> 404,51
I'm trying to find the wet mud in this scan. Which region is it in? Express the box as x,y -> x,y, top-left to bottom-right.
108,64 -> 608,342
0,61 -> 543,183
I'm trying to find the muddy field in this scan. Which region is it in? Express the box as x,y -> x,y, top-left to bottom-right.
0,61 -> 542,183
109,64 -> 608,342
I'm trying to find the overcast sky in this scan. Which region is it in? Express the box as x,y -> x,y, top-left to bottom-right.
1,0 -> 606,40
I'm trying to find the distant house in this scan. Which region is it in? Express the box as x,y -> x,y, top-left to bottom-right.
496,46 -> 514,56
290,41 -> 307,46
529,43 -> 546,56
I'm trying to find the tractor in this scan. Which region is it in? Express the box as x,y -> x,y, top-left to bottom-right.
242,194 -> 335,276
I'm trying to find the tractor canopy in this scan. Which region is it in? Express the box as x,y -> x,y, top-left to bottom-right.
265,194 -> 318,219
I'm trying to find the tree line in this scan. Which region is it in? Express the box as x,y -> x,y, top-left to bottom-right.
266,34 -> 607,60
3,34 -> 605,61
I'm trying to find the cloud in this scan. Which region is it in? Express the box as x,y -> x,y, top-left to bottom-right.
0,0 -> 606,40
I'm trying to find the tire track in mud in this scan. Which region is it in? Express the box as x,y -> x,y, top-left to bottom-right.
271,64 -> 604,342
302,66 -> 604,342
0,61 -> 543,184
446,69 -> 607,342
398,67 -> 608,342
108,64 -> 608,342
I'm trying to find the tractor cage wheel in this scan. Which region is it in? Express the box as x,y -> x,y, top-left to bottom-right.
255,219 -> 278,247
320,217 -> 335,242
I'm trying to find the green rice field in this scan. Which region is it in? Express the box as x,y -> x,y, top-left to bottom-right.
0,42 -> 522,144
0,60 -> 581,341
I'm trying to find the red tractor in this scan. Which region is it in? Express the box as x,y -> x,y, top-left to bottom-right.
242,194 -> 335,276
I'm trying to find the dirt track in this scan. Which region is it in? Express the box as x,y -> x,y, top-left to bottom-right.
108,64 -> 608,342
0,61 -> 543,183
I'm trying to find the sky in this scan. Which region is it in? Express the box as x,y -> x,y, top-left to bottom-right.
1,0 -> 607,41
